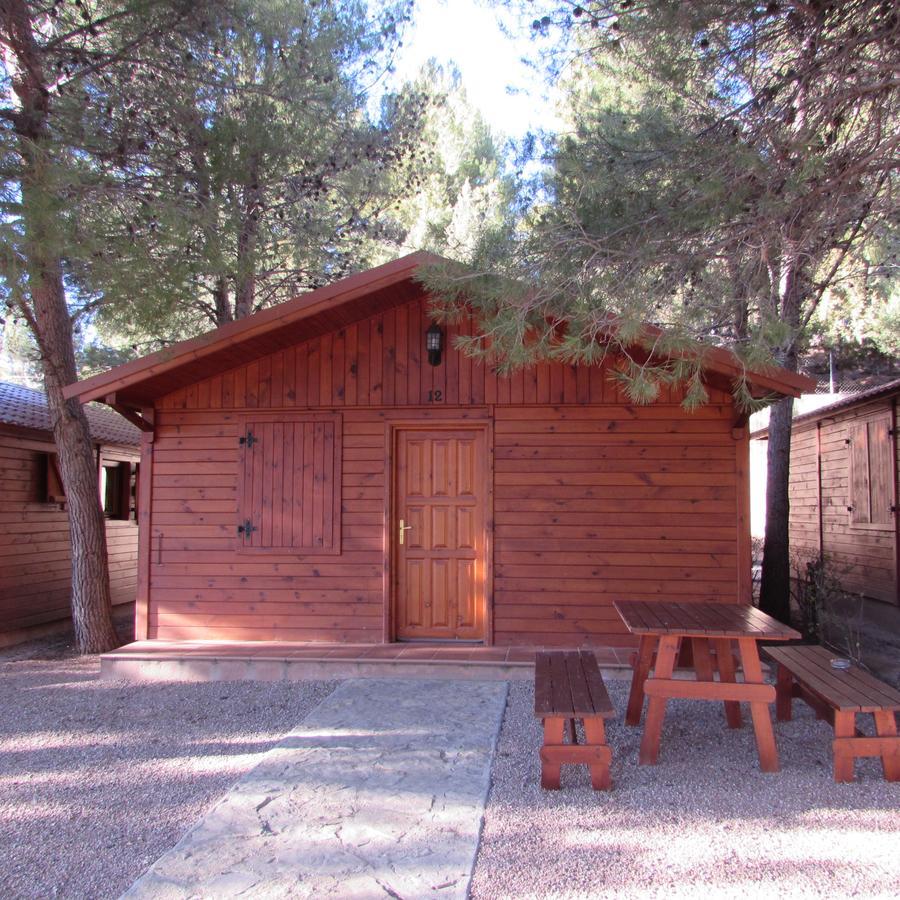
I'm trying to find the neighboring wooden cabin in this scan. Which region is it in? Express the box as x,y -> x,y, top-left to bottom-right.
753,380 -> 900,606
0,381 -> 140,644
66,254 -> 811,649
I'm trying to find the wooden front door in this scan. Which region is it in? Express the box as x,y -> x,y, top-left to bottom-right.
395,428 -> 487,641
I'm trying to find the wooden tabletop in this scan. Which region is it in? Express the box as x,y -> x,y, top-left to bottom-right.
614,600 -> 800,641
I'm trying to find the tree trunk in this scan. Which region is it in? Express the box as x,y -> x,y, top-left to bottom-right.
234,155 -> 262,320
35,270 -> 120,655
758,247 -> 804,624
4,0 -> 119,653
759,395 -> 795,624
213,275 -> 232,326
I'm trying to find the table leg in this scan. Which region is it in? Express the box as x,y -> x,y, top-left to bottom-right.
626,635 -> 655,726
692,637 -> 714,681
639,635 -> 679,765
833,711 -> 856,783
541,717 -> 566,789
714,638 -> 743,728
873,710 -> 900,782
737,637 -> 779,773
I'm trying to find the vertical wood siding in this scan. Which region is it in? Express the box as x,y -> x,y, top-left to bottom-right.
147,295 -> 745,645
0,432 -> 139,634
158,299 -> 723,412
787,397 -> 899,603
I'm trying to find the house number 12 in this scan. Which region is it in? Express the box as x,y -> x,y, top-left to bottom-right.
427,390 -> 443,403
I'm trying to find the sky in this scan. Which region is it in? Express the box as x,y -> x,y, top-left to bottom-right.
386,0 -> 561,142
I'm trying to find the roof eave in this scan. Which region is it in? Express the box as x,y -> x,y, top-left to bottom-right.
64,251 -> 439,406
64,249 -> 812,406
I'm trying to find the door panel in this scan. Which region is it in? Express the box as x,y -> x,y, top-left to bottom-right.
396,428 -> 487,641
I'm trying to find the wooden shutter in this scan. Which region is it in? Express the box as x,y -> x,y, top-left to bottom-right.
848,414 -> 893,529
238,414 -> 341,553
848,423 -> 870,525
868,415 -> 893,526
42,453 -> 66,504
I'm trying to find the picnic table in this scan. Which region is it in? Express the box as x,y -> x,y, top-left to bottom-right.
614,600 -> 800,772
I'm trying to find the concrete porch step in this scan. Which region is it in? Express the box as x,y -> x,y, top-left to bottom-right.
100,640 -> 634,683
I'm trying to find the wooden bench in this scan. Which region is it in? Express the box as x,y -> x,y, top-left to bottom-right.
534,650 -> 615,790
765,644 -> 900,783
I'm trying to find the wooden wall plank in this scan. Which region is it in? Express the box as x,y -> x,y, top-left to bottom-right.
0,433 -> 139,635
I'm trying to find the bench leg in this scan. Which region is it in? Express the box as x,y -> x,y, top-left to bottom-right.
738,638 -> 779,773
714,638 -> 742,728
583,717 -> 612,791
775,661 -> 793,722
874,710 -> 900,782
833,711 -> 857,783
639,635 -> 679,765
541,717 -> 566,789
626,635 -> 655,726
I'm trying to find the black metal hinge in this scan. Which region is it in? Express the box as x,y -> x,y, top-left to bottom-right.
239,431 -> 257,448
237,519 -> 256,535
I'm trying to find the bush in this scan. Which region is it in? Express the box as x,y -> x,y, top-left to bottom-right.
792,555 -> 865,664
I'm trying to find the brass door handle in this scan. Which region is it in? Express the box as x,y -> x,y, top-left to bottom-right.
399,519 -> 413,545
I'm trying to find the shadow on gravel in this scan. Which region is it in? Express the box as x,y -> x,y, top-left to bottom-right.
471,679 -> 900,899
0,651 -> 336,900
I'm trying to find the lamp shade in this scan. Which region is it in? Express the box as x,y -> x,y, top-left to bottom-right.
426,322 -> 443,365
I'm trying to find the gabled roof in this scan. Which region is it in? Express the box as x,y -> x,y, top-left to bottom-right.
0,381 -> 140,446
65,251 -> 814,407
752,376 -> 900,437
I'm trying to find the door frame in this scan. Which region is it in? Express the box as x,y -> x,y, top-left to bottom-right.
384,419 -> 494,645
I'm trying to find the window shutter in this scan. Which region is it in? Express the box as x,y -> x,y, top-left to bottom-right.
848,414 -> 893,528
848,423 -> 870,524
43,453 -> 66,504
867,416 -> 892,526
239,415 -> 341,553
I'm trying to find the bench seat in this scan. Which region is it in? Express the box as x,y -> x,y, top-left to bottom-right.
534,650 -> 615,790
765,644 -> 899,783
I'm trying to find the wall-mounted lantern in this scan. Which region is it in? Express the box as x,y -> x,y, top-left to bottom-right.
426,322 -> 443,366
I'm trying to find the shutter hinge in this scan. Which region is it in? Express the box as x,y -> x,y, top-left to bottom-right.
844,438 -> 851,446
237,519 -> 256,535
239,431 -> 257,448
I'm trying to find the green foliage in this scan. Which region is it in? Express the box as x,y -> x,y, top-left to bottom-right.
76,0 -> 428,348
423,0 -> 900,408
382,64 -> 516,263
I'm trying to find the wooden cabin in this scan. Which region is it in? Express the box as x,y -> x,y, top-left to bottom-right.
65,254 -> 812,651
0,381 -> 140,645
752,379 -> 900,606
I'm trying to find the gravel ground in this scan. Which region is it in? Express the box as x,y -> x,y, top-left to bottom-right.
471,679 -> 900,900
0,637 -> 335,900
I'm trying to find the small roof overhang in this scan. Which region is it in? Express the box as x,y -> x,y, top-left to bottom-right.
65,251 -> 815,409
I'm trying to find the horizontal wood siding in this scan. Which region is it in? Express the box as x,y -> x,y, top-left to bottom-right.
149,408 -> 387,642
0,432 -> 139,633
787,396 -> 898,603
492,406 -> 740,648
148,295 -> 744,645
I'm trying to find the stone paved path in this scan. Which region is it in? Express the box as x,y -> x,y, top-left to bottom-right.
122,678 -> 509,899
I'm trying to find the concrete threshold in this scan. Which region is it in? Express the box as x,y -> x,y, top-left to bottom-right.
101,641 -> 633,683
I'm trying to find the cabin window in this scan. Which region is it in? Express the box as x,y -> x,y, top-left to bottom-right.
101,461 -> 135,520
238,414 -> 342,554
38,453 -> 66,504
848,414 -> 893,529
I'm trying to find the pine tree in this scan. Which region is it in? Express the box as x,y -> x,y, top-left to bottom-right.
424,0 -> 900,622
